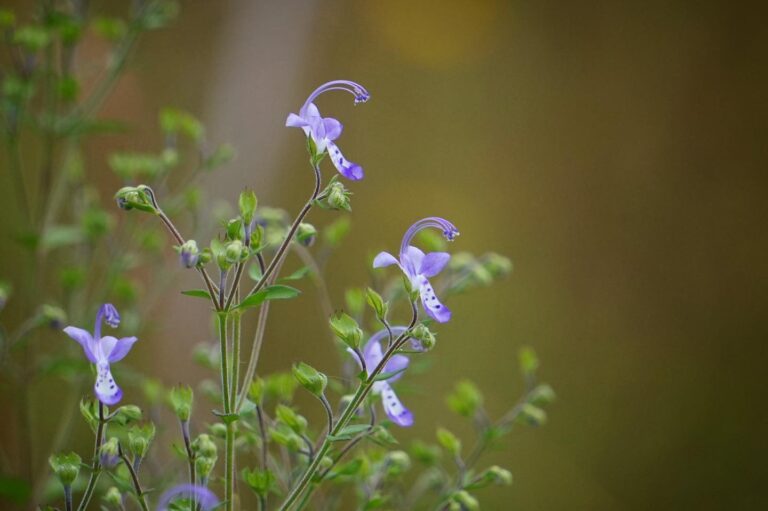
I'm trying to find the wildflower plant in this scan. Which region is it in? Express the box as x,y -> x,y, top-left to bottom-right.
1,3 -> 555,511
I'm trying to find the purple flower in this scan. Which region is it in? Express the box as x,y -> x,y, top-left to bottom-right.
373,217 -> 459,323
63,304 -> 137,406
286,80 -> 370,180
157,484 -> 219,511
352,327 -> 414,427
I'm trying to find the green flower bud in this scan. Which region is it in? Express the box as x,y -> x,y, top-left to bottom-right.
518,346 -> 539,378
103,486 -> 122,507
40,304 -> 67,329
49,452 -> 81,486
169,385 -> 194,422
225,240 -> 246,265
242,467 -> 275,497
275,404 -> 307,434
210,422 -> 227,439
114,405 -> 143,424
195,456 -> 217,479
436,427 -> 461,457
226,217 -> 244,241
365,287 -> 388,320
452,490 -> 479,511
485,465 -> 513,485
269,425 -> 302,451
327,181 -> 352,211
292,362 -> 327,397
239,190 -> 258,225
192,434 -> 218,459
529,383 -> 556,406
517,403 -> 547,426
114,185 -> 157,213
484,252 -> 513,278
100,437 -> 119,458
385,450 -> 411,476
446,380 -> 483,418
329,312 -> 363,349
0,281 -> 11,310
410,440 -> 441,465
128,423 -> 155,458
410,324 -> 436,352
296,223 -> 317,246
248,378 -> 265,404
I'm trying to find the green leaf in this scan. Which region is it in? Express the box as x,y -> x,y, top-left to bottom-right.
235,285 -> 301,310
181,289 -> 212,299
248,264 -> 263,281
280,266 -> 311,282
327,424 -> 371,441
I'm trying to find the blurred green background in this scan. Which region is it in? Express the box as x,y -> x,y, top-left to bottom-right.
3,1 -> 768,509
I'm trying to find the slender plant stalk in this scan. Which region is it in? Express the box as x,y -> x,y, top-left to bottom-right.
76,403 -> 107,511
181,420 -> 196,510
217,313 -> 231,414
230,311 -> 241,411
277,302 -> 419,510
118,447 -> 149,511
225,421 -> 236,511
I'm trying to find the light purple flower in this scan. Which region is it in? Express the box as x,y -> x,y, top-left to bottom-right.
63,304 -> 137,406
352,327 -> 414,427
157,484 -> 219,511
373,217 -> 459,323
286,80 -> 370,180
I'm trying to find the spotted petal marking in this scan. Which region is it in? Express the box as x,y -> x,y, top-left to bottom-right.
379,381 -> 414,427
94,361 -> 122,406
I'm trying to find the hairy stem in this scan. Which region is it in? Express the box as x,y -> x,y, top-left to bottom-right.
118,446 -> 149,511
225,421 -> 236,511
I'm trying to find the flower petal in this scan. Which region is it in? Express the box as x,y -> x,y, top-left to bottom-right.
94,362 -> 122,405
323,117 -> 343,140
373,251 -> 398,269
401,246 -> 425,277
379,382 -> 414,427
286,112 -> 309,128
157,484 -> 220,511
418,276 -> 452,323
106,336 -> 138,363
63,326 -> 97,363
384,354 -> 409,383
363,339 -> 384,372
420,252 -> 450,278
326,141 -> 364,180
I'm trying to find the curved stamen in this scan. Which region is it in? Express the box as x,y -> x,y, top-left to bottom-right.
400,217 -> 460,258
94,303 -> 120,340
302,80 -> 370,112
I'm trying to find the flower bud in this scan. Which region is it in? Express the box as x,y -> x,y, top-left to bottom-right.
296,223 -> 317,246
365,287 -> 388,320
409,324 -> 436,352
114,405 -> 143,424
517,403 -> 547,426
49,452 -> 81,486
100,437 -> 119,458
226,218 -> 244,241
446,380 -> 483,418
242,467 -> 274,497
275,404 -> 307,434
103,486 -> 122,508
40,304 -> 67,329
292,362 -> 327,397
225,240 -> 246,265
192,434 -> 218,459
239,189 -> 258,225
0,281 -> 10,311
436,427 -> 461,457
484,252 -> 513,278
329,312 -> 363,349
385,450 -> 411,476
326,181 -> 351,211
128,423 -> 155,458
169,385 -> 194,422
195,456 -> 217,479
485,465 -> 513,485
114,185 -> 156,213
529,383 -> 556,406
248,377 -> 265,403
452,491 -> 479,511
179,240 -> 200,269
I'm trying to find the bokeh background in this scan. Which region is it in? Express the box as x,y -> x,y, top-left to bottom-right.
3,1 -> 768,509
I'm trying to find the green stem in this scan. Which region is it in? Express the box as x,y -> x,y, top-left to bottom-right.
277,302 -> 418,510
76,402 -> 107,511
230,312 -> 241,411
225,421 -> 236,511
218,313 -> 230,414
118,446 -> 149,511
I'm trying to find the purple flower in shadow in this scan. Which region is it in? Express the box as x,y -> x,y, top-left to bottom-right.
286,80 -> 370,180
157,484 -> 219,511
373,217 -> 459,323
351,327 -> 414,427
63,304 -> 137,406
